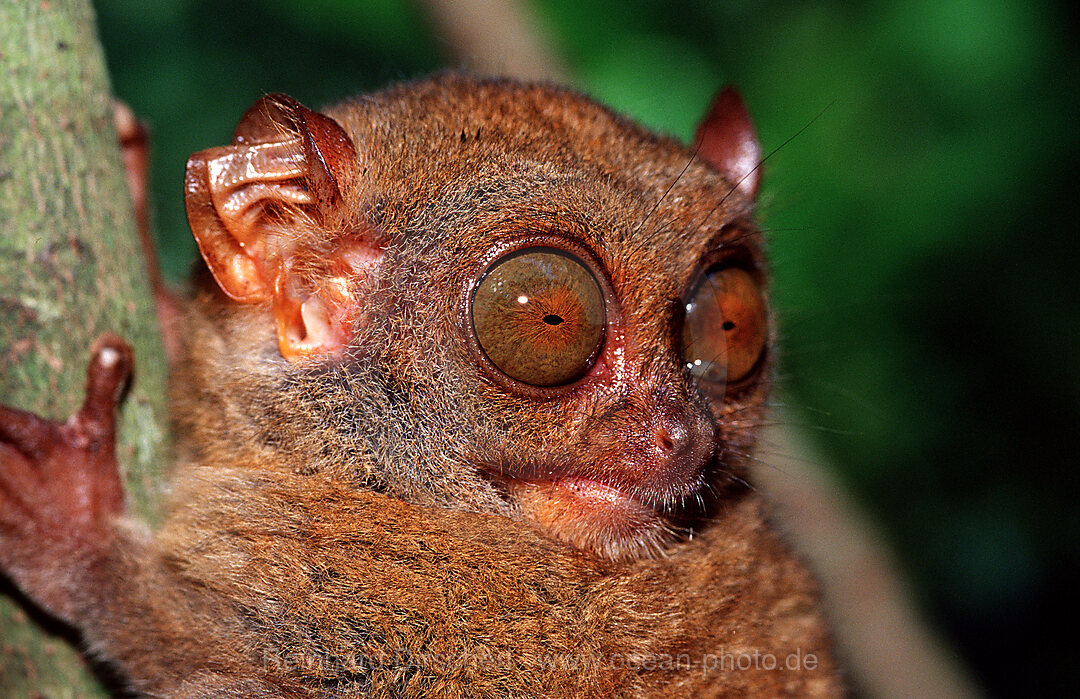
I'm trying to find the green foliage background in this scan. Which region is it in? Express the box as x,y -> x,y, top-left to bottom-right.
92,1 -> 1079,696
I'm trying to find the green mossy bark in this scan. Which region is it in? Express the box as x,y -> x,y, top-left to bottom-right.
0,1 -> 168,695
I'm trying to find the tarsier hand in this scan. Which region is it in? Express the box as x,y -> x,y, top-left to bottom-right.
0,335 -> 130,622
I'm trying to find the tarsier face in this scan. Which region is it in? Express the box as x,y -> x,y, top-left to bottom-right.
184,76 -> 769,561
458,230 -> 770,560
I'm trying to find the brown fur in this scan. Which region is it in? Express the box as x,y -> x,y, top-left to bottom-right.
1,74 -> 841,696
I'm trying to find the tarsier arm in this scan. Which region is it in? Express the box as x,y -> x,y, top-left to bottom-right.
1,76 -> 841,697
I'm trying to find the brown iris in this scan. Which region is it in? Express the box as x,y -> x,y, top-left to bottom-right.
472,247 -> 605,387
681,267 -> 767,386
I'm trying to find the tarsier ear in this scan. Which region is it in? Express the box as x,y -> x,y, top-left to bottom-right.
185,94 -> 380,362
693,87 -> 762,201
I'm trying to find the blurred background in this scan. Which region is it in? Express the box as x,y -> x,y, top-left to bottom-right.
91,0 -> 1079,696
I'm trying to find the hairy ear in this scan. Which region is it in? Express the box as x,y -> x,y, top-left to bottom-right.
185,94 -> 380,361
693,87 -> 762,201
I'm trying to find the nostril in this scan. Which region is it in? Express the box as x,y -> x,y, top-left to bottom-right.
655,429 -> 675,453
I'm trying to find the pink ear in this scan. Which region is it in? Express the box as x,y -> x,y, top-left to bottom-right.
693,87 -> 762,201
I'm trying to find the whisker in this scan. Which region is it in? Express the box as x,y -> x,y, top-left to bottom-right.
691,98 -> 837,241
632,142 -> 704,237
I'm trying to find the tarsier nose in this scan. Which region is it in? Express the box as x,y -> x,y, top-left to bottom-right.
650,396 -> 715,478
654,427 -> 677,453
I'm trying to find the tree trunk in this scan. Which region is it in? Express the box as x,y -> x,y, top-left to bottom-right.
0,1 -> 168,695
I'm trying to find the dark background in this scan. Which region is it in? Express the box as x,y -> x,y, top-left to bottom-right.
92,1 -> 1080,696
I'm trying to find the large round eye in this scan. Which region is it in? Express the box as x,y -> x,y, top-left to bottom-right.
472,247 -> 605,387
681,267 -> 768,386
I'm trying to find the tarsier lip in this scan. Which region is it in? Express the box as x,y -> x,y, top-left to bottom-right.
496,471 -> 691,560
482,458 -> 708,559
521,477 -> 662,521
485,458 -> 703,512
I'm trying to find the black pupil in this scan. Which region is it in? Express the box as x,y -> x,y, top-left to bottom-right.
722,321 -> 735,330
543,314 -> 564,326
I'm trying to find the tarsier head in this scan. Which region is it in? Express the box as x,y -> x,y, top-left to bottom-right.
181,75 -> 768,561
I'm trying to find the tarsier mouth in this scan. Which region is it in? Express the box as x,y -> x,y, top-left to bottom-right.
483,457 -> 716,561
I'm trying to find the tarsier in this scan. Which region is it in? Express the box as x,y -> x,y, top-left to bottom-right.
0,75 -> 841,697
